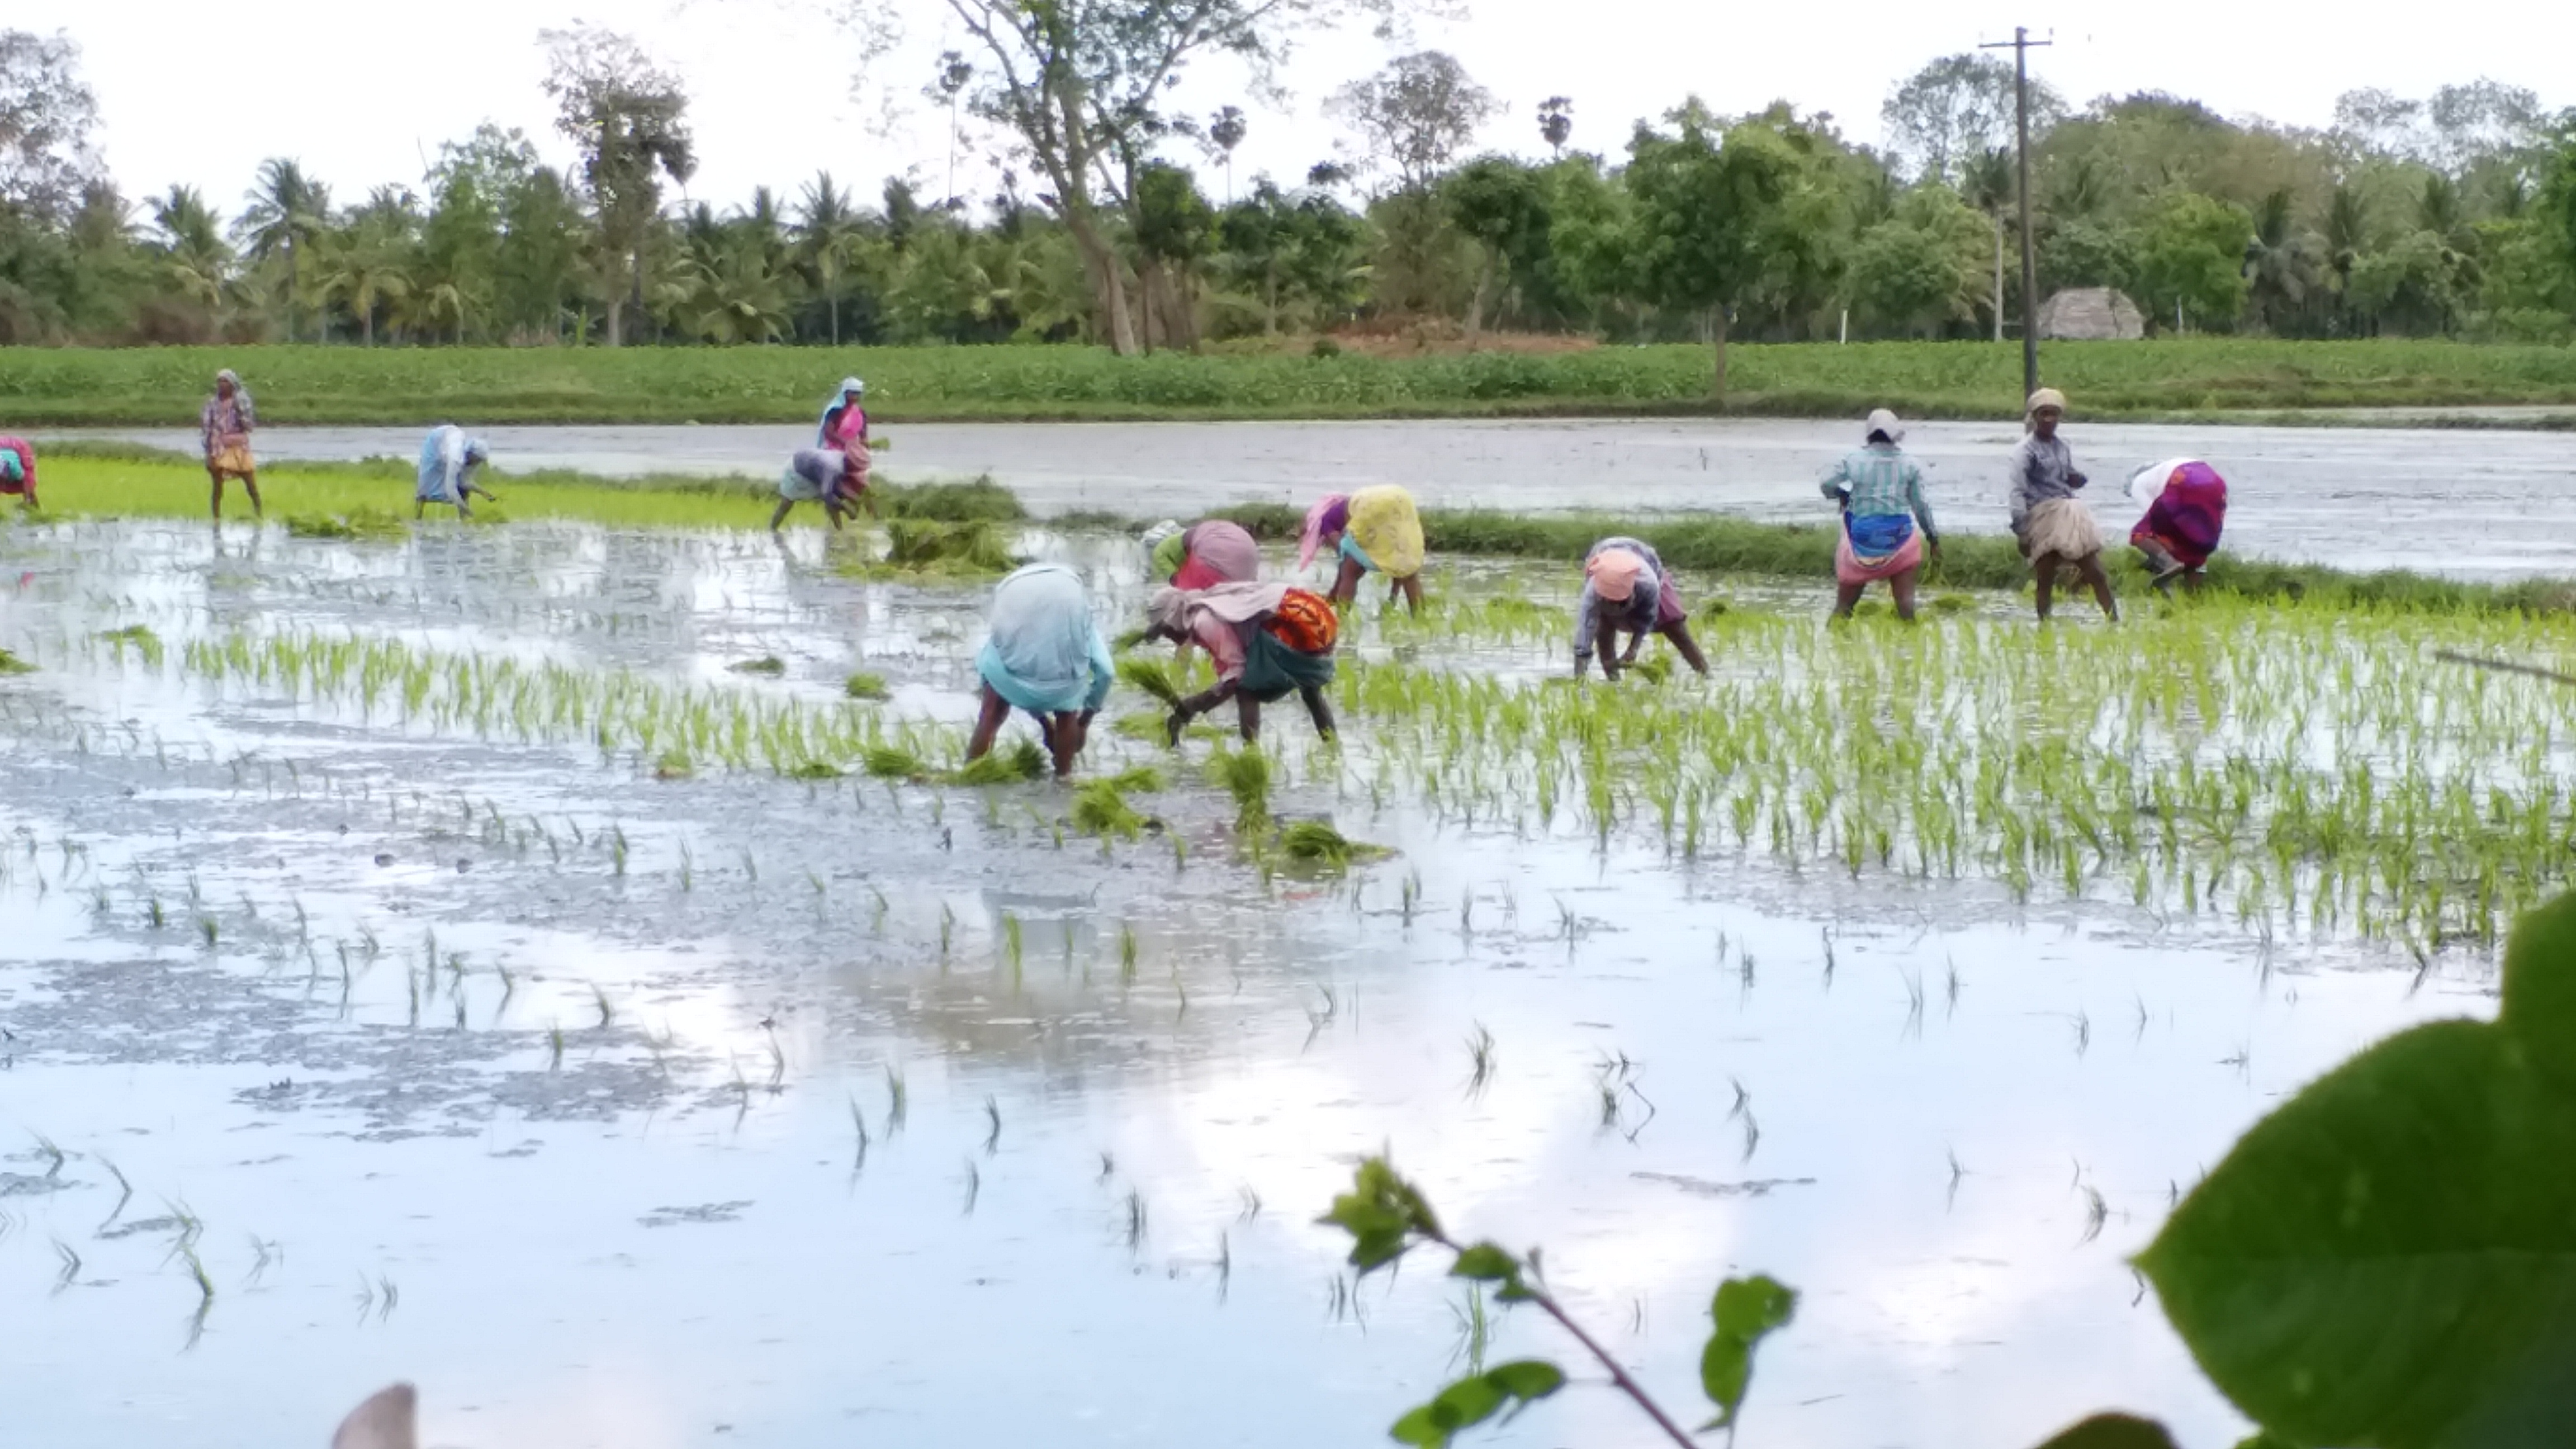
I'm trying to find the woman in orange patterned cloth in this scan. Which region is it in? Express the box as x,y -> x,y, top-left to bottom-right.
1143,581 -> 1339,745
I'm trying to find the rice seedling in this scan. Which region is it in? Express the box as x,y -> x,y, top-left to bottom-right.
1118,657 -> 1185,707
961,1158 -> 982,1216
844,671 -> 891,701
51,1238 -> 81,1292
1072,780 -> 1147,840
653,749 -> 694,780
1278,820 -> 1355,869
591,984 -> 615,1028
727,656 -> 788,676
0,648 -> 32,674
1123,1188 -> 1148,1249
1106,764 -> 1166,793
865,744 -> 928,780
884,1064 -> 909,1131
1210,746 -> 1272,833
1464,1024 -> 1497,1096
29,1131 -> 65,1178
1118,922 -> 1139,983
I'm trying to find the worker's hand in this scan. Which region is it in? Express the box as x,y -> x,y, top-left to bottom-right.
2069,470 -> 2090,489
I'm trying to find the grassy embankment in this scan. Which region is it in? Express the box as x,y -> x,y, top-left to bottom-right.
18,447 -> 2573,614
6,339 -> 2576,427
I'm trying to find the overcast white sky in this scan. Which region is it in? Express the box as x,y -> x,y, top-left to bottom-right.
26,0 -> 2575,217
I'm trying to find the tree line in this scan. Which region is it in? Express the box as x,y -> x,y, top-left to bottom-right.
1,21 -> 2572,362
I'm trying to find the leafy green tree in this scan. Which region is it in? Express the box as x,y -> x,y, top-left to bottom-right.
1132,160 -> 1216,349
794,171 -> 867,346
1621,102 -> 1798,395
320,185 -> 419,344
1332,51 -> 1496,316
2349,229 -> 2470,335
2135,191 -> 2252,331
0,30 -> 102,221
2243,188 -> 2327,336
493,166 -> 586,342
541,25 -> 695,347
1443,157 -> 1547,340
1537,97 -> 1573,158
1880,53 -> 2063,186
1848,184 -> 1988,338
1959,148 -> 2014,339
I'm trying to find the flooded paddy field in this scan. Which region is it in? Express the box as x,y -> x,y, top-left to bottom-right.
65,413 -> 2576,579
0,517 -> 2551,1447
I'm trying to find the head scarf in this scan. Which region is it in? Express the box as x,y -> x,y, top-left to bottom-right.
463,439 -> 490,465
839,377 -> 866,400
1864,408 -> 1903,444
215,368 -> 240,391
1140,520 -> 1182,555
1298,495 -> 1351,570
1587,547 -> 1649,602
2026,387 -> 2067,416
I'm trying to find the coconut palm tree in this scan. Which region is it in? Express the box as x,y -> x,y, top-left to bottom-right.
236,158 -> 332,341
151,186 -> 233,317
2242,188 -> 2325,336
1960,147 -> 2014,341
795,171 -> 866,345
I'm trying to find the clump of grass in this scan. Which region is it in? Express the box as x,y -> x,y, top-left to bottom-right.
952,739 -> 1046,785
285,507 -> 408,541
844,671 -> 891,701
785,760 -> 845,780
1105,765 -> 1166,793
863,744 -> 927,780
1279,819 -> 1353,868
1118,657 -> 1184,706
727,656 -> 787,676
868,519 -> 1017,575
652,750 -> 693,780
1211,746 -> 1272,832
1072,780 -> 1147,840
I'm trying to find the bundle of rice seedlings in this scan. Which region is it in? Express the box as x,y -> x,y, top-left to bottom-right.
951,739 -> 1045,785
1105,765 -> 1166,793
863,744 -> 926,780
1631,655 -> 1673,684
1211,746 -> 1271,833
1278,819 -> 1353,869
1928,593 -> 1978,614
785,761 -> 845,780
653,750 -> 694,780
844,671 -> 891,700
881,519 -> 1017,574
1118,657 -> 1183,706
0,648 -> 30,675
1071,781 -> 1146,841
728,656 -> 787,676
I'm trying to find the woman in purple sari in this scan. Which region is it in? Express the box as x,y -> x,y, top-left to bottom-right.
2127,458 -> 2228,595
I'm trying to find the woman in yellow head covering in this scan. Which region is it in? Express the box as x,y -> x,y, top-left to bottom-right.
2007,389 -> 2118,622
1301,485 -> 1426,617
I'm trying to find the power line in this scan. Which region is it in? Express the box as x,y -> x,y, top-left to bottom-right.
1981,27 -> 2052,400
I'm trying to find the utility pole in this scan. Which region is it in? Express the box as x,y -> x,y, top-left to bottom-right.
1982,27 -> 2051,399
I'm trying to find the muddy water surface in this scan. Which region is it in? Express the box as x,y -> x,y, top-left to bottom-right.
0,518 -> 2494,1448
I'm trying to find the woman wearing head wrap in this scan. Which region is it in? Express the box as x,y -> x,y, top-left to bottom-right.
967,564 -> 1116,779
202,370 -> 261,522
1572,537 -> 1709,680
415,425 -> 497,519
770,448 -> 859,532
2006,389 -> 2118,622
1148,519 -> 1262,589
0,435 -> 37,513
817,377 -> 873,501
2127,457 -> 2229,595
1143,580 -> 1339,744
1820,409 -> 1940,621
1301,485 -> 1426,617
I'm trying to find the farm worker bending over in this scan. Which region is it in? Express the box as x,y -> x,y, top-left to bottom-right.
1144,518 -> 1262,588
2007,389 -> 2117,623
0,435 -> 36,513
2127,457 -> 2229,595
1819,408 -> 1940,621
1573,537 -> 1710,680
415,425 -> 497,520
817,377 -> 872,499
771,448 -> 860,532
967,563 -> 1115,780
1143,581 -> 1339,745
1301,485 -> 1426,617
202,369 -> 262,522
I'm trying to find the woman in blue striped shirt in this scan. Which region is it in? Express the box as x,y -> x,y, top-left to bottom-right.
1819,409 -> 1941,621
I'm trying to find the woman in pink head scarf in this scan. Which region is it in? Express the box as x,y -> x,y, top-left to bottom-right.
1573,537 -> 1708,680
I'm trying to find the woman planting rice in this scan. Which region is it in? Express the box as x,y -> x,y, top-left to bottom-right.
1144,581 -> 1339,744
2007,389 -> 2118,623
0,435 -> 36,513
415,425 -> 496,519
967,563 -> 1114,779
1572,538 -> 1710,680
1301,485 -> 1426,617
769,448 -> 861,532
816,377 -> 872,500
2127,457 -> 2229,595
1143,518 -> 1262,588
201,369 -> 262,523
1819,409 -> 1940,621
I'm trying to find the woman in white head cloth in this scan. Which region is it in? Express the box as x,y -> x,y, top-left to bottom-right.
415,425 -> 496,519
202,369 -> 262,523
1819,408 -> 1940,621
2006,388 -> 2118,622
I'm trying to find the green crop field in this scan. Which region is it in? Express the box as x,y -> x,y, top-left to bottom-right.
4,339 -> 2576,428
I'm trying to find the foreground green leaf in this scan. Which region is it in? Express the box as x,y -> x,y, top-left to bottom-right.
1699,1272 -> 1798,1431
2027,1413 -> 2182,1449
1389,1361 -> 1566,1448
2139,891 -> 2576,1448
